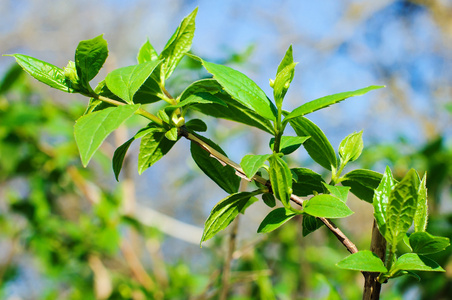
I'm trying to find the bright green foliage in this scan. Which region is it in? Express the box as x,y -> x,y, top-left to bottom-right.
138,129 -> 177,174
75,34 -> 108,91
257,207 -> 297,233
269,135 -> 309,155
373,166 -> 395,235
193,55 -> 277,121
74,104 -> 140,167
291,168 -> 325,197
268,154 -> 293,209
302,214 -> 324,236
339,131 -> 363,164
389,253 -> 445,273
159,8 -> 197,81
105,60 -> 161,104
336,251 -> 388,272
408,232 -> 450,255
185,118 -> 207,132
137,39 -> 159,63
341,169 -> 383,203
385,169 -> 419,252
6,54 -> 74,93
190,136 -> 240,194
272,45 -> 297,108
284,85 -> 384,123
322,183 -> 350,203
303,194 -> 354,218
201,191 -> 259,244
290,116 -> 337,170
414,173 -> 428,232
240,154 -> 271,179
112,138 -> 134,181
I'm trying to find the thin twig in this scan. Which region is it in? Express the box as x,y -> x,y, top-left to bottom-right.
180,126 -> 359,255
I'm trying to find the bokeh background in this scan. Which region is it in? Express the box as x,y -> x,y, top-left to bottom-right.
1,0 -> 451,299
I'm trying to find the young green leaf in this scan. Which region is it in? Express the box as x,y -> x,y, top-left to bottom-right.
190,136 -> 240,194
159,8 -> 197,80
75,34 -> 109,90
268,154 -> 293,209
414,173 -> 428,232
74,104 -> 140,167
322,183 -> 350,203
284,85 -> 384,123
185,119 -> 207,132
257,207 -> 297,233
6,54 -> 74,93
112,137 -> 135,181
137,39 -> 159,64
105,60 -> 161,104
138,130 -> 177,174
291,168 -> 326,197
178,78 -> 223,101
390,253 -> 445,273
339,131 -> 363,164
409,232 -> 450,255
289,116 -> 337,170
385,169 -> 419,251
174,92 -> 227,108
302,214 -> 324,236
262,193 -> 276,208
272,45 -> 297,108
372,166 -> 395,236
341,169 -> 383,203
240,154 -> 271,179
269,136 -> 309,155
165,127 -> 178,141
201,191 -> 258,244
190,55 -> 277,121
336,250 -> 388,272
303,194 -> 354,218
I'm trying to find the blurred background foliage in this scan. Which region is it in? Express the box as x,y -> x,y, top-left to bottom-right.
0,0 -> 451,299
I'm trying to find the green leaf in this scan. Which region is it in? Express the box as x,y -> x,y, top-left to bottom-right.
339,131 -> 363,164
291,168 -> 326,197
138,130 -> 177,174
409,232 -> 450,255
262,193 -> 276,208
112,138 -> 134,181
268,154 -> 293,209
178,78 -> 224,100
201,191 -> 258,243
191,55 -> 277,121
322,183 -> 350,203
273,45 -> 297,108
269,136 -> 309,155
414,173 -> 428,232
165,127 -> 178,141
303,194 -> 354,218
74,104 -> 140,167
159,8 -> 197,80
75,34 -> 109,89
240,154 -> 271,179
137,39 -> 159,64
175,92 -> 227,108
190,135 -> 240,194
341,169 -> 383,203
385,169 -> 419,251
372,166 -> 395,236
284,85 -> 384,123
302,214 -> 324,236
133,76 -> 164,104
185,119 -> 207,132
289,116 -> 337,170
84,80 -> 123,114
336,250 -> 388,272
6,54 -> 74,93
390,253 -> 445,273
257,207 -> 297,233
105,60 -> 161,104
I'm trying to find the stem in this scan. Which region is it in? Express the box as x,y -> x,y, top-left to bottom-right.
180,127 -> 359,255
363,220 -> 386,300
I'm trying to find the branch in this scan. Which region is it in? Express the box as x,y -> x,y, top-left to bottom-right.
179,126 -> 358,254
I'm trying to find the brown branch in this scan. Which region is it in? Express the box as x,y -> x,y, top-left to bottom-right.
363,220 -> 386,300
180,126 -> 358,255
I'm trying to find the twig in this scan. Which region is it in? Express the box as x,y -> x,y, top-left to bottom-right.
179,126 -> 359,255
